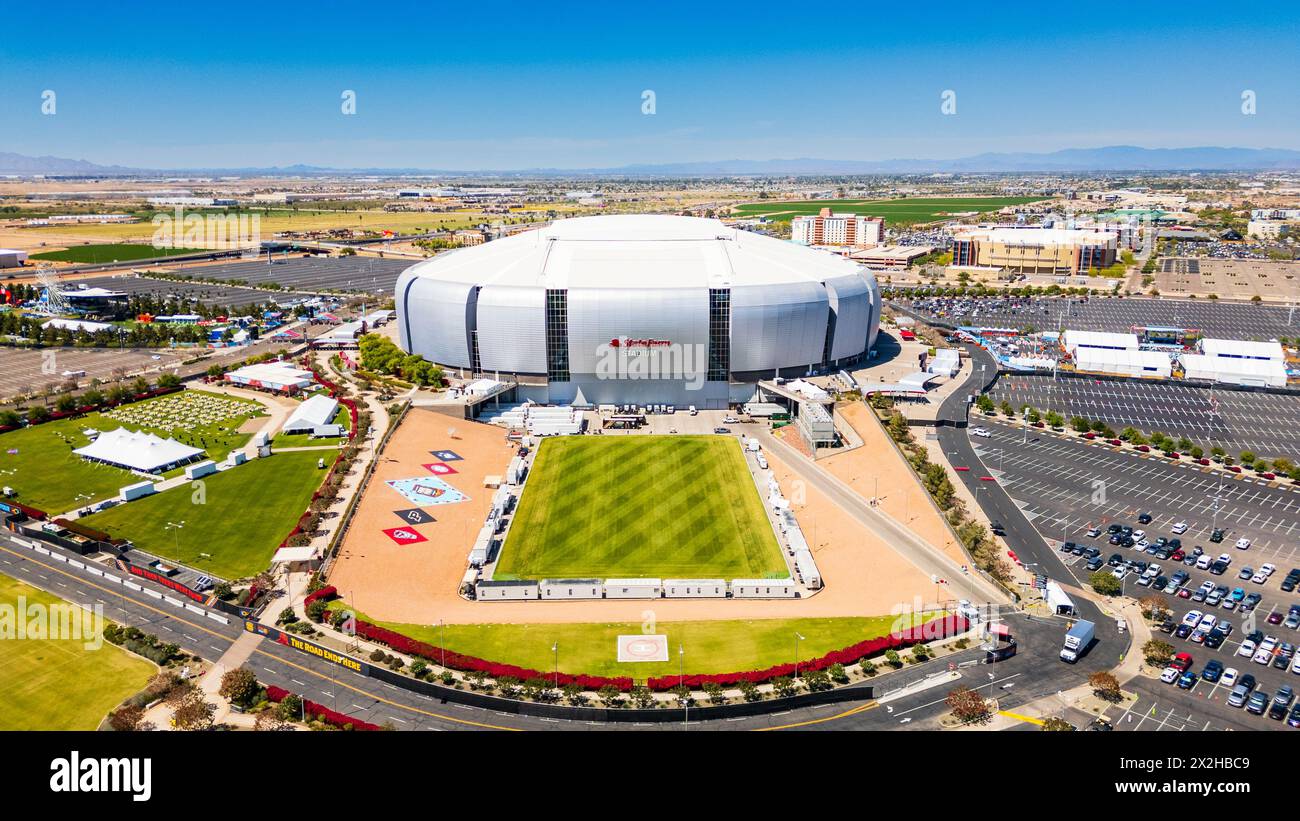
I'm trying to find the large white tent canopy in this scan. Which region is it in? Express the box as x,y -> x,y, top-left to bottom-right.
74,427 -> 204,473
282,393 -> 340,435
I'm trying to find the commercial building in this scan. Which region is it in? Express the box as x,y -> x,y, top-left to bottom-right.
791,208 -> 884,247
0,249 -> 28,268
951,226 -> 1118,274
395,215 -> 881,409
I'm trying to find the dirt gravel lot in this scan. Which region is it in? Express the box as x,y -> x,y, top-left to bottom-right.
327,409 -> 938,626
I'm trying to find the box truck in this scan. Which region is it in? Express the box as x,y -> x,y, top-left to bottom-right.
1059,619 -> 1095,663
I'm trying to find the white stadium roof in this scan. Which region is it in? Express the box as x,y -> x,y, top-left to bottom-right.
398,214 -> 871,289
74,427 -> 204,473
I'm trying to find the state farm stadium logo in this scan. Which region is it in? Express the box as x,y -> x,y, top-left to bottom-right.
609,337 -> 671,348
596,338 -> 706,389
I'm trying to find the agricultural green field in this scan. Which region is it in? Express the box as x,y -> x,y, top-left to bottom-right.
0,573 -> 153,730
730,196 -> 1046,225
495,435 -> 787,581
0,390 -> 263,513
329,607 -> 938,679
81,449 -> 327,579
29,243 -> 210,263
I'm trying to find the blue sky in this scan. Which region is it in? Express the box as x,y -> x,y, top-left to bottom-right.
1,1 -> 1298,170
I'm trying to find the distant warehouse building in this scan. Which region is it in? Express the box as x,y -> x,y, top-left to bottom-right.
0,249 -> 28,268
951,226 -> 1117,274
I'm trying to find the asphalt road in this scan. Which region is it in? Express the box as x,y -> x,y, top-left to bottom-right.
0,526 -> 1117,731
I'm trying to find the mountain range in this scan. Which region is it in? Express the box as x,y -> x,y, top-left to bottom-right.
4,145 -> 1300,177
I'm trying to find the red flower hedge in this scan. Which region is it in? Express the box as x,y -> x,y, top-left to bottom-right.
265,684 -> 383,731
354,619 -> 635,691
349,614 -> 968,693
303,585 -> 337,607
643,615 -> 969,691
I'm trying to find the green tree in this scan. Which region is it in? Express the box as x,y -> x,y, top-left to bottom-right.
1090,570 -> 1122,596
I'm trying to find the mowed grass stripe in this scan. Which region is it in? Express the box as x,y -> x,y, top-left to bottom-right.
0,573 -> 153,730
496,436 -> 787,580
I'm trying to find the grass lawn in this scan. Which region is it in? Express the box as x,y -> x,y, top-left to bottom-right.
331,605 -> 939,679
731,196 -> 1046,225
29,243 -> 210,263
81,450 -> 327,579
0,390 -> 263,512
0,573 -> 153,730
495,435 -> 786,580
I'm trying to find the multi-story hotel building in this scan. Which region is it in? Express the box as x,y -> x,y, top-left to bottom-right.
791,208 -> 884,247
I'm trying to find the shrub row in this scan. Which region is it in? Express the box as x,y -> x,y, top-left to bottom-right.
353,619 -> 635,692
346,614 -> 967,693
303,585 -> 337,608
644,615 -> 967,690
264,685 -> 383,731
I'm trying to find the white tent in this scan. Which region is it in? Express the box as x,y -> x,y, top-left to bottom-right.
282,394 -> 340,435
74,427 -> 204,473
1180,353 -> 1287,388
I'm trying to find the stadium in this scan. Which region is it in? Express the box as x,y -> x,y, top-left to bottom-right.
395,215 -> 882,408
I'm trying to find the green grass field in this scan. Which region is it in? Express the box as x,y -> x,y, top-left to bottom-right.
29,243 -> 210,263
81,450 -> 326,579
0,390 -> 263,512
495,435 -> 786,581
731,196 -> 1046,225
330,606 -> 937,678
0,573 -> 153,730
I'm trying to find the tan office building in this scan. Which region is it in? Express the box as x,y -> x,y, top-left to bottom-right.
951,226 -> 1117,274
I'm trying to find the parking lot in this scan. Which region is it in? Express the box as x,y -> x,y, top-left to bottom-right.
0,346 -> 185,400
170,255 -> 410,295
964,420 -> 1300,730
969,421 -> 1300,565
894,294 -> 1300,341
69,273 -> 308,309
989,374 -> 1300,457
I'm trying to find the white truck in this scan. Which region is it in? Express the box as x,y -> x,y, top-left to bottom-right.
1059,619 -> 1095,663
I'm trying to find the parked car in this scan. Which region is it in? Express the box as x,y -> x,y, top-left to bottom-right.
1247,690 -> 1271,715
1160,666 -> 1181,684
1202,660 -> 1225,682
1172,522 -> 1189,534
1210,528 -> 1225,543
1236,538 -> 1252,550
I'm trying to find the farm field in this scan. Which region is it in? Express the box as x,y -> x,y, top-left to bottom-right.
330,609 -> 938,679
29,243 -> 210,263
9,210 -> 499,249
81,449 -> 327,579
0,390 -> 264,512
730,196 -> 1046,225
0,573 -> 153,730
495,435 -> 787,581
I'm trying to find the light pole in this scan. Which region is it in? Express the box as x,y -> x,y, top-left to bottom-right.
794,632 -> 805,680
165,520 -> 184,558
552,641 -> 559,691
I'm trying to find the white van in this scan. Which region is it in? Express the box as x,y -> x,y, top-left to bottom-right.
1196,554 -> 1213,570
688,405 -> 697,416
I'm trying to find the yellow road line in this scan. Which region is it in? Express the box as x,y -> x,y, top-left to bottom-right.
757,699 -> 879,730
998,709 -> 1045,726
0,544 -> 518,731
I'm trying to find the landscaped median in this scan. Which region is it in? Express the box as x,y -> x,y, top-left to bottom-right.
298,585 -> 973,708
